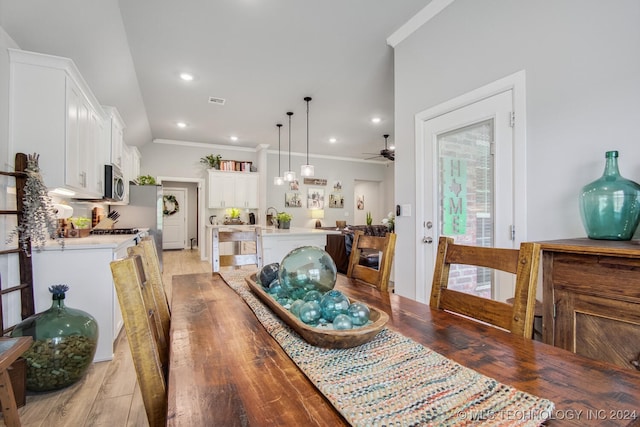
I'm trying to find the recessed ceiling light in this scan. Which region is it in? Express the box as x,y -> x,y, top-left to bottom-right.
230,136 -> 238,142
177,122 -> 187,128
371,117 -> 381,124
389,144 -> 396,150
180,73 -> 194,81
329,137 -> 337,143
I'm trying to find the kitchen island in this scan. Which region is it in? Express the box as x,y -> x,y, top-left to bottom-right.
31,232 -> 146,362
206,225 -> 341,267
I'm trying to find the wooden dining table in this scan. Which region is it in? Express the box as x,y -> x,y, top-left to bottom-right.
167,272 -> 640,426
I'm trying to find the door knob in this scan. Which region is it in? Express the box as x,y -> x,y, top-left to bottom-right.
422,236 -> 433,244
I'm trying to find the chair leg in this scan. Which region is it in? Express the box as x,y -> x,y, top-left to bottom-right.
0,368 -> 21,427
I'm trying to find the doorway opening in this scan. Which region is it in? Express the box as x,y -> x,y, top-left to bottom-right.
158,176 -> 206,260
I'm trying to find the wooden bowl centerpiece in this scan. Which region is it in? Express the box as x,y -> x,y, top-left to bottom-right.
246,274 -> 388,349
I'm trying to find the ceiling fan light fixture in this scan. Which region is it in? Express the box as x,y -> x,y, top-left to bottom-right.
274,123 -> 284,186
284,112 -> 296,182
301,96 -> 314,177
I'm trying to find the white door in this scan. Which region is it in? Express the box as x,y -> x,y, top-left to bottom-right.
163,188 -> 187,250
418,89 -> 520,302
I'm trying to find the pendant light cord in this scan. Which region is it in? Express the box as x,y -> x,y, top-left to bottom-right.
287,112 -> 293,171
277,124 -> 282,176
304,97 -> 311,164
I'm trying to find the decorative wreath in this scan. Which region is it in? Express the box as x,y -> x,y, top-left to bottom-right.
163,195 -> 180,216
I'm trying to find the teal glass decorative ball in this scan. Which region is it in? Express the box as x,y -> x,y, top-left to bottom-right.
290,299 -> 305,317
320,290 -> 350,321
299,301 -> 322,325
303,290 -> 324,304
347,302 -> 371,326
268,279 -> 282,295
278,246 -> 337,300
333,314 -> 353,330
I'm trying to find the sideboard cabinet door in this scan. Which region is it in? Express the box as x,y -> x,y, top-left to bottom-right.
541,239 -> 640,370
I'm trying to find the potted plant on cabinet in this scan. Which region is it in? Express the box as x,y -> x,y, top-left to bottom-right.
277,212 -> 293,229
136,174 -> 157,185
200,154 -> 222,170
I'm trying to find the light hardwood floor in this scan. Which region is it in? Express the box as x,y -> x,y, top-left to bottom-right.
3,248 -> 211,427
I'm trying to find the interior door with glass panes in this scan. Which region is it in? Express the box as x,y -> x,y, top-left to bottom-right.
421,90 -> 515,301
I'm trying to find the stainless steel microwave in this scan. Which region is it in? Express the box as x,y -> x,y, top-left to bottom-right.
104,164 -> 125,202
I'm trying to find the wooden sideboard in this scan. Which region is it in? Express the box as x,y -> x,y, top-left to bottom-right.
540,238 -> 640,371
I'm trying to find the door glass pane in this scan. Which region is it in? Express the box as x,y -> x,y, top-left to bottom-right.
437,119 -> 494,298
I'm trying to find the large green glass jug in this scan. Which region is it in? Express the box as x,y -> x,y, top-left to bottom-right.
11,285 -> 98,391
579,151 -> 640,240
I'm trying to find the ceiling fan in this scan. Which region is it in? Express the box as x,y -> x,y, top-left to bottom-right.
364,134 -> 395,161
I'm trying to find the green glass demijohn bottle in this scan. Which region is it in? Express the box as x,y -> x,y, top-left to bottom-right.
10,284 -> 99,391
579,151 -> 640,240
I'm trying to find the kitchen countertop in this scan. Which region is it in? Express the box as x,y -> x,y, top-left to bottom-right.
34,231 -> 147,251
206,225 -> 341,236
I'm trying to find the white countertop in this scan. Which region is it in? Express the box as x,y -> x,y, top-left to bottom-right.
34,232 -> 144,251
206,225 -> 341,236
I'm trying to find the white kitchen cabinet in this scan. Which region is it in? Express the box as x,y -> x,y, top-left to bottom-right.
235,173 -> 259,208
8,49 -> 106,198
208,170 -> 258,209
31,235 -> 139,362
103,106 -> 125,170
121,144 -> 140,204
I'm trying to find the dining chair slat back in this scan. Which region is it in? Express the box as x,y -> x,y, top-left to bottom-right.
429,236 -> 541,338
127,236 -> 170,362
110,254 -> 167,427
346,231 -> 396,292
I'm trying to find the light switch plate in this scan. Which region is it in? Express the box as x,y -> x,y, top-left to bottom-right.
401,204 -> 411,217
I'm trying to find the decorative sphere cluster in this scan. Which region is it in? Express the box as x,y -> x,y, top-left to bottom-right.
257,247 -> 371,330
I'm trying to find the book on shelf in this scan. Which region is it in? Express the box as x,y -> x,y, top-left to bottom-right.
220,160 -> 253,172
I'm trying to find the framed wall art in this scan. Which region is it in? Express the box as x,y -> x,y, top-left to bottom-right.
329,193 -> 344,208
307,188 -> 325,209
285,192 -> 302,207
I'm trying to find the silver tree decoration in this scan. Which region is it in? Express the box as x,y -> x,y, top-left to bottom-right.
6,153 -> 63,253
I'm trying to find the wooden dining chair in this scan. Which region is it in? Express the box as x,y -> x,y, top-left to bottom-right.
346,231 -> 397,292
127,236 -> 170,361
110,255 -> 167,427
429,236 -> 541,338
0,336 -> 32,427
212,227 -> 263,272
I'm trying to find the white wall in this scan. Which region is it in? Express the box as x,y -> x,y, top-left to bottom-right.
265,151 -> 392,228
353,180 -> 383,225
393,0 -> 640,299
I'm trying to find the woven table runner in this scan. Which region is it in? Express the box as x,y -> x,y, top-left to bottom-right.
220,270 -> 554,426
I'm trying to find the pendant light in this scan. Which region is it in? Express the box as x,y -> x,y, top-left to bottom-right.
273,124 -> 284,185
300,96 -> 314,177
283,112 -> 296,182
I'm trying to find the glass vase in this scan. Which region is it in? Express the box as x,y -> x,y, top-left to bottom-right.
11,285 -> 99,391
579,151 -> 640,240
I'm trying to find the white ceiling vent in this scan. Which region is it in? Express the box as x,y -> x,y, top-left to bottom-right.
208,96 -> 226,105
